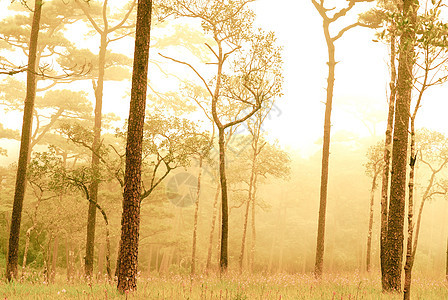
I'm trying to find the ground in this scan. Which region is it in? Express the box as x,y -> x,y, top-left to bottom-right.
0,271 -> 446,299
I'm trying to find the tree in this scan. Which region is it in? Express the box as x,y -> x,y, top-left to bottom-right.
404,129 -> 448,299
73,0 -> 136,279
310,0 -> 374,278
364,141 -> 384,272
6,0 -> 42,281
116,0 -> 152,292
160,0 -> 282,272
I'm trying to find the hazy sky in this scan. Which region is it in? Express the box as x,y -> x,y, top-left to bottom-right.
1,0 -> 448,158
254,0 -> 448,155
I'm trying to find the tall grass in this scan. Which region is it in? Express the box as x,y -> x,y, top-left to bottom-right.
0,271 -> 447,299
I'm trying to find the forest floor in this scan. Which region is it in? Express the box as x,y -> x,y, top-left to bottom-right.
0,271 -> 446,299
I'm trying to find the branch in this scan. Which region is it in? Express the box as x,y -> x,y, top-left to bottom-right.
333,22 -> 372,41
74,0 -> 103,34
109,0 -> 136,32
159,53 -> 214,97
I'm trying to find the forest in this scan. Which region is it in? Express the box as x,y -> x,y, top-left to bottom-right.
0,0 -> 448,299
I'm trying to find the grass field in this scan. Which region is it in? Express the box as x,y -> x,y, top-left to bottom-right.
0,272 -> 447,299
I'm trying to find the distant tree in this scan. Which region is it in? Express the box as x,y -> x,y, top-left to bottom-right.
160,0 -> 283,272
364,141 -> 384,272
116,0 -> 152,292
6,0 -> 42,281
404,128 -> 448,299
239,137 -> 290,273
73,0 -> 136,279
310,0 -> 375,278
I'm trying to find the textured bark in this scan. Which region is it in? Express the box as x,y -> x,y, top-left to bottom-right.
116,0 -> 152,293
366,172 -> 378,272
190,158 -> 203,275
384,0 -> 417,292
6,0 -> 42,281
381,31 -> 396,290
315,18 -> 335,279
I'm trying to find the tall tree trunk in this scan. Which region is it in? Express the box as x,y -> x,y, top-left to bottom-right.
315,19 -> 335,279
116,0 -> 152,293
6,0 -> 42,281
384,0 -> 417,292
381,30 -> 397,290
191,158 -> 203,275
366,173 -> 378,272
205,184 -> 220,272
218,127 -> 229,272
85,30 -> 107,280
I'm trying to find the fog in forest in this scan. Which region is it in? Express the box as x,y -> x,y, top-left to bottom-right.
0,0 -> 448,298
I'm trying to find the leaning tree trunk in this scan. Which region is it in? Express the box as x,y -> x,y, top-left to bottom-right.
384,0 -> 417,292
6,0 -> 42,281
116,0 -> 152,293
315,19 -> 335,279
380,30 -> 397,290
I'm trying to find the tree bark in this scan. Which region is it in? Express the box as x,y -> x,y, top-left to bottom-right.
315,18 -> 335,279
381,30 -> 396,290
6,0 -> 42,281
218,127 -> 229,272
116,0 -> 152,293
384,0 -> 417,292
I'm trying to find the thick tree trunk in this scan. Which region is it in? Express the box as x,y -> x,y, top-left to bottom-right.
384,0 -> 417,292
191,158 -> 203,275
381,30 -> 396,290
366,173 -> 378,272
218,128 -> 229,272
116,0 -> 152,293
315,20 -> 335,279
6,0 -> 42,281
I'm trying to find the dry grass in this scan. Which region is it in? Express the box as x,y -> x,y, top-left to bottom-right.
0,271 -> 447,299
